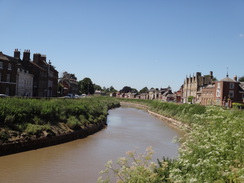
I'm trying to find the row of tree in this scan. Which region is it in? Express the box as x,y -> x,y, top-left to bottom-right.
78,77 -> 117,95
78,77 -> 150,95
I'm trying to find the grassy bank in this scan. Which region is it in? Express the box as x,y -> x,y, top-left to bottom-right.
99,99 -> 244,183
0,96 -> 120,145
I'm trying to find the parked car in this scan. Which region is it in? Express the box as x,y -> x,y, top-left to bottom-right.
0,94 -> 8,98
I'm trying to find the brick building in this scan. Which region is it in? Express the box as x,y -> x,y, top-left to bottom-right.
214,75 -> 244,107
19,50 -> 58,97
0,51 -> 19,96
182,71 -> 214,103
200,75 -> 244,107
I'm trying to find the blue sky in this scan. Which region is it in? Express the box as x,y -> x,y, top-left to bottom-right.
0,0 -> 243,91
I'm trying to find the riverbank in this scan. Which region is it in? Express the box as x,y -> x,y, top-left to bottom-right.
120,101 -> 190,131
0,122 -> 107,156
0,97 -> 120,156
103,99 -> 244,182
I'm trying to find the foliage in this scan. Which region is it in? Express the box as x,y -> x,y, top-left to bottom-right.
0,97 -> 120,142
78,77 -> 95,95
102,99 -> 244,182
98,146 -> 163,183
187,96 -> 194,103
120,86 -> 138,93
139,87 -> 149,93
238,76 -> 244,82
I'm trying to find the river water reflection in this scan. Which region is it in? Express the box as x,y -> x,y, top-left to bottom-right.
0,107 -> 182,183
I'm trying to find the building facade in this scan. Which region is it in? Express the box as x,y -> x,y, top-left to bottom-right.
214,75 -> 243,107
0,51 -> 19,96
16,68 -> 34,97
182,71 -> 214,103
19,50 -> 58,97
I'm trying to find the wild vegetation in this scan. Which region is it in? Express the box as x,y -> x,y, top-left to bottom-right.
98,99 -> 244,183
0,96 -> 119,144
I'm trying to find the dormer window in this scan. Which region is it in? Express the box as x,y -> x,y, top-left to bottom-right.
230,83 -> 234,89
8,63 -> 12,70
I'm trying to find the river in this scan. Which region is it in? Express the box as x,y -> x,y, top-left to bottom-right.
0,107 -> 183,183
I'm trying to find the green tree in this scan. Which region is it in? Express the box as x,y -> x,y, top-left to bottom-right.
94,84 -> 102,91
131,88 -> 138,93
139,87 -> 149,93
238,76 -> 244,82
78,77 -> 95,95
109,86 -> 117,93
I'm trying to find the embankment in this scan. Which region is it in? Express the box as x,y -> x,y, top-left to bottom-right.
120,101 -> 190,131
0,121 -> 107,156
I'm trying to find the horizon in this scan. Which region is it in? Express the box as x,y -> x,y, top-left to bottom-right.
1,0 -> 244,92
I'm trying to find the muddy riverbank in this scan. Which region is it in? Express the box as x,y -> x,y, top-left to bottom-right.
0,121 -> 107,156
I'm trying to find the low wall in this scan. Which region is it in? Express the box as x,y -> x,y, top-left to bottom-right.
0,122 -> 107,156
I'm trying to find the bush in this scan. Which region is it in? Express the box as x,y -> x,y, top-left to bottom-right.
67,116 -> 82,130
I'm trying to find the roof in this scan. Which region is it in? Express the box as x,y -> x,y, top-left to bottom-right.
0,53 -> 19,63
239,82 -> 244,92
219,76 -> 237,82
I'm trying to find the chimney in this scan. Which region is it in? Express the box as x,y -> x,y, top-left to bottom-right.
0,51 -> 3,56
196,72 -> 201,77
210,71 -> 213,78
41,54 -> 46,62
23,49 -> 30,61
33,53 -> 41,63
14,49 -> 20,59
234,75 -> 237,81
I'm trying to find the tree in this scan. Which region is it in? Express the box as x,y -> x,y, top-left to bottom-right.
139,87 -> 149,93
109,86 -> 117,93
78,77 -> 95,95
120,86 -> 132,93
238,76 -> 244,82
94,84 -> 102,91
131,88 -> 138,93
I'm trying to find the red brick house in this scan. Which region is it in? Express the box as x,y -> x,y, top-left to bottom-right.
214,75 -> 243,107
200,75 -> 244,107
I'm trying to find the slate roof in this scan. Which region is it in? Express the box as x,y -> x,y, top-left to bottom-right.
220,76 -> 237,82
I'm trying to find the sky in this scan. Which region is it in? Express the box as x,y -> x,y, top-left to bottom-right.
0,0 -> 244,92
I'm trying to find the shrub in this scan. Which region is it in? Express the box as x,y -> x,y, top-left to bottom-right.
66,116 -> 82,130
25,123 -> 51,135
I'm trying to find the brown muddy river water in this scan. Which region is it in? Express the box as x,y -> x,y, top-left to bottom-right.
0,107 -> 183,183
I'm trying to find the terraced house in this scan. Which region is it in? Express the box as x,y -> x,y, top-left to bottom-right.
0,49 -> 58,97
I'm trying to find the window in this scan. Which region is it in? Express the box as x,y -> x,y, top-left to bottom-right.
230,83 -> 234,89
8,63 -> 11,70
229,90 -> 234,98
0,62 -> 2,69
7,74 -> 10,82
6,87 -> 9,95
